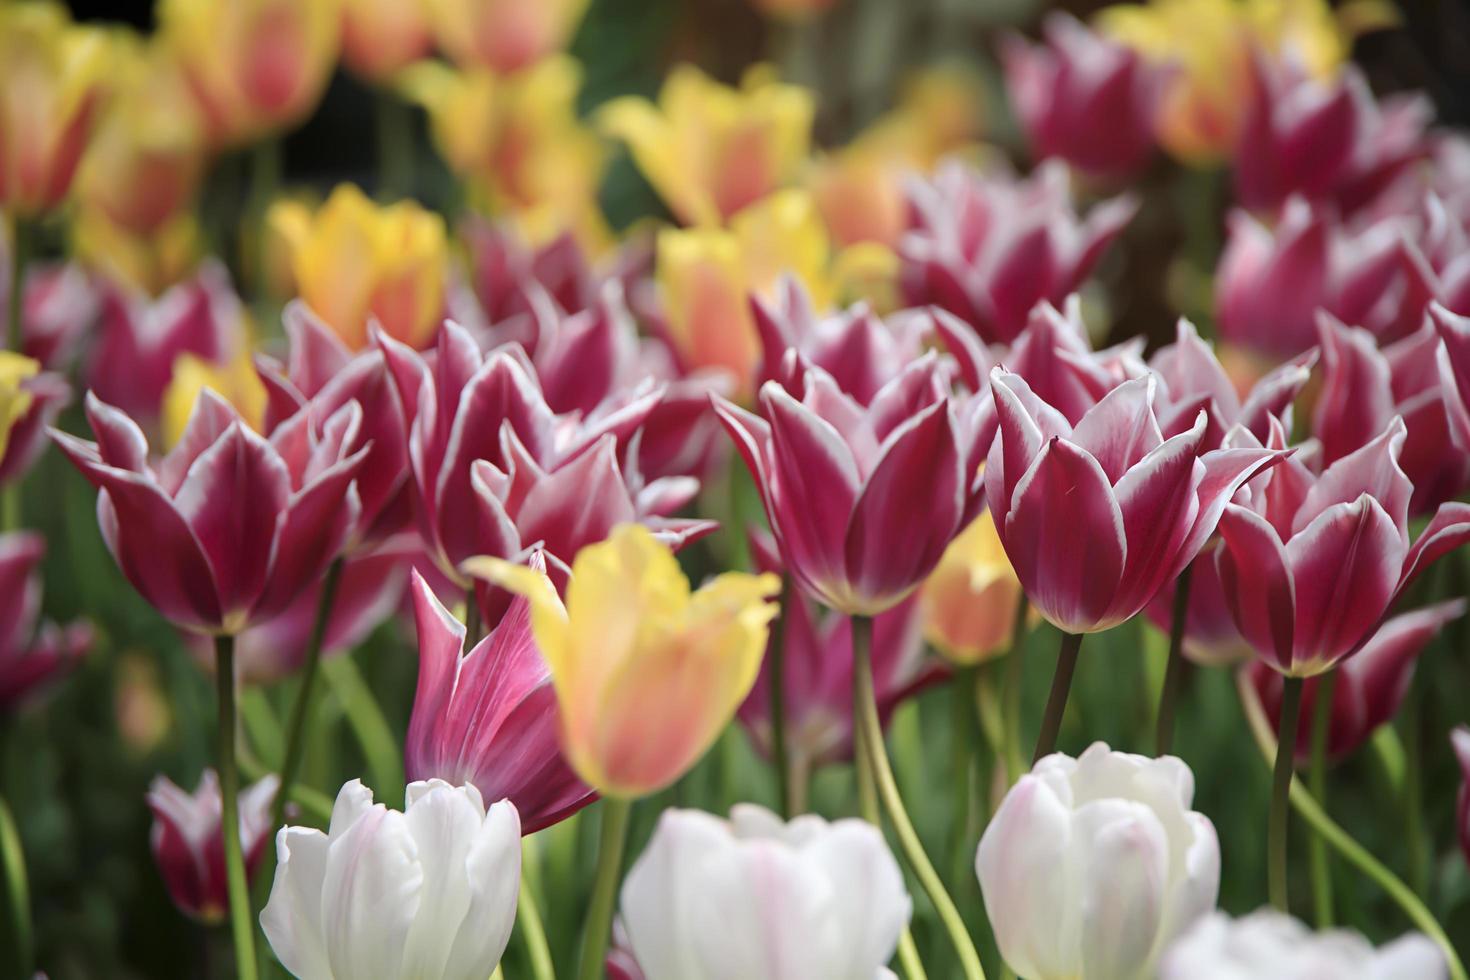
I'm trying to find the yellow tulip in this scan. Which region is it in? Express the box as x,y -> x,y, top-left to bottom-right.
466,524 -> 780,798
161,349 -> 267,450
0,3 -> 113,218
158,0 -> 340,147
748,0 -> 840,20
918,512 -> 1024,666
267,184 -> 448,350
0,353 -> 40,463
599,64 -> 815,226
426,0 -> 590,74
341,0 -> 434,83
73,209 -> 203,298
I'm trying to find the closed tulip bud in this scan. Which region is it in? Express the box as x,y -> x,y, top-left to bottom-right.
919,512 -> 1023,665
341,0 -> 433,83
261,779 -> 521,980
600,65 -> 815,227
618,804 -> 910,980
427,0 -> 589,74
269,184 -> 449,351
147,769 -> 278,924
1160,909 -> 1446,980
0,533 -> 91,713
977,743 -> 1220,980
468,525 -> 780,798
0,3 -> 113,217
1456,727 -> 1470,868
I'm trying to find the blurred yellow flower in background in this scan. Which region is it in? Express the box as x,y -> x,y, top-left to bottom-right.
73,210 -> 203,298
341,0 -> 434,83
468,524 -> 780,799
0,353 -> 40,463
600,64 -> 815,227
268,184 -> 448,350
0,2 -> 114,218
161,349 -> 267,449
919,512 -> 1024,665
427,0 -> 590,75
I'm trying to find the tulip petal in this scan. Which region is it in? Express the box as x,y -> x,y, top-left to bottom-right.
260,826 -> 334,980
1313,315 -> 1395,466
322,806 -> 422,979
1295,417 -> 1411,536
985,368 -> 1070,533
1397,501 -> 1470,600
440,799 -> 522,980
1109,420 -> 1205,620
1076,801 -> 1170,980
1070,375 -> 1163,484
517,436 -> 637,567
1215,504 -> 1296,673
253,449 -> 366,623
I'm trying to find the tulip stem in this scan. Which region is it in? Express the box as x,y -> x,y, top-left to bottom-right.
6,215 -> 27,354
1238,672 -> 1467,980
1155,562 -> 1193,756
0,795 -> 32,978
215,634 -> 260,980
577,797 -> 631,980
269,557 -> 343,833
464,585 -> 483,645
1002,594 -> 1029,784
1308,669 -> 1337,928
247,138 -> 282,295
896,928 -> 929,980
771,574 -> 793,818
1032,632 -> 1082,765
1403,675 -> 1428,897
1268,675 -> 1303,913
375,94 -> 415,201
517,870 -> 557,980
853,615 -> 987,980
322,655 -> 405,800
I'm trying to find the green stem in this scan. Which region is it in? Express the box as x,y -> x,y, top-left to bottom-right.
770,575 -> 793,818
215,635 -> 260,980
271,557 -> 343,832
517,870 -> 557,980
7,215 -> 27,354
1269,676 -> 1303,913
1238,672 -> 1467,980
322,655 -> 404,800
1032,632 -> 1082,765
950,665 -> 980,875
0,795 -> 32,979
852,619 -> 879,824
247,138 -> 282,295
465,585 -> 483,646
1002,594 -> 1029,784
577,798 -> 631,980
1308,670 -> 1337,928
896,928 -> 929,980
1155,562 -> 1193,756
853,615 -> 986,980
375,94 -> 415,201
1403,674 -> 1427,897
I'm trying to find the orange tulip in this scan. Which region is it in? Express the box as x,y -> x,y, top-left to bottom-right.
427,0 -> 590,74
918,512 -> 1024,665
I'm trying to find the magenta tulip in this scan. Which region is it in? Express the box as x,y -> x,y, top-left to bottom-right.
52,390 -> 367,634
1216,417 -> 1470,676
0,366 -> 70,486
899,161 -> 1136,345
987,367 -> 1281,634
2,259 -> 96,370
716,357 -> 989,615
1434,302 -> 1470,453
1314,313 -> 1469,514
147,769 -> 278,924
1249,599 -> 1464,764
1001,13 -> 1162,180
1455,726 -> 1470,868
0,533 -> 91,712
405,563 -> 593,834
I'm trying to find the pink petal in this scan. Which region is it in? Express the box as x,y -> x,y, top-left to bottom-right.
1070,375 -> 1164,484
1216,504 -> 1296,673
1312,314 -> 1394,466
1295,416 -> 1411,536
1109,418 -> 1206,620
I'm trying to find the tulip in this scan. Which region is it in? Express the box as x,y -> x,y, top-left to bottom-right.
1160,909 -> 1446,979
716,357 -> 990,616
458,222 -> 602,332
599,64 -> 815,227
0,533 -> 91,713
1,258 -> 98,371
747,0 -> 840,20
340,0 -> 434,83
0,352 -> 70,487
1433,302 -> 1470,453
0,2 -> 112,217
1215,417 -> 1470,677
72,207 -> 205,299
986,368 -> 1278,635
405,564 -> 594,833
158,0 -> 339,146
899,161 -> 1136,344
1001,14 -> 1163,180
1455,726 -> 1470,868
919,511 -> 1024,665
427,0 -> 589,74
1248,599 -> 1465,765
468,524 -> 780,798
147,769 -> 278,923
738,529 -> 936,779
977,742 -> 1220,980
51,390 -> 367,635
268,184 -> 449,351
160,348 -> 269,451
261,778 -> 522,980
1314,314 -> 1469,514
617,804 -> 911,980
1215,196 -> 1434,357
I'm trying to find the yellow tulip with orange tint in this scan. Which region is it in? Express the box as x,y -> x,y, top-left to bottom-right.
267,184 -> 448,350
919,512 -> 1024,665
468,525 -> 779,798
0,3 -> 113,218
0,354 -> 41,463
73,209 -> 203,298
161,350 -> 268,450
599,64 -> 814,227
341,0 -> 434,83
427,0 -> 590,74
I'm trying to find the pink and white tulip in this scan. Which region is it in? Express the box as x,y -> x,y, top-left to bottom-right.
1433,302 -> 1470,453
1456,726 -> 1470,869
0,533 -> 91,712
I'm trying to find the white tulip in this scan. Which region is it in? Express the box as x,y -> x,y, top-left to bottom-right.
618,803 -> 910,980
260,778 -> 521,980
1160,909 -> 1446,979
976,742 -> 1219,980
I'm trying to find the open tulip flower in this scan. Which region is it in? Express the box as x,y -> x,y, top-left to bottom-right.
716,356 -> 990,616
261,778 -> 522,980
0,533 -> 91,713
1216,416 -> 1470,677
617,804 -> 911,980
51,389 -> 367,635
147,769 -> 278,924
467,524 -> 779,798
406,563 -> 594,834
0,351 -> 70,487
986,367 -> 1281,634
899,161 -> 1136,345
1434,302 -> 1470,453
3,257 -> 98,371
